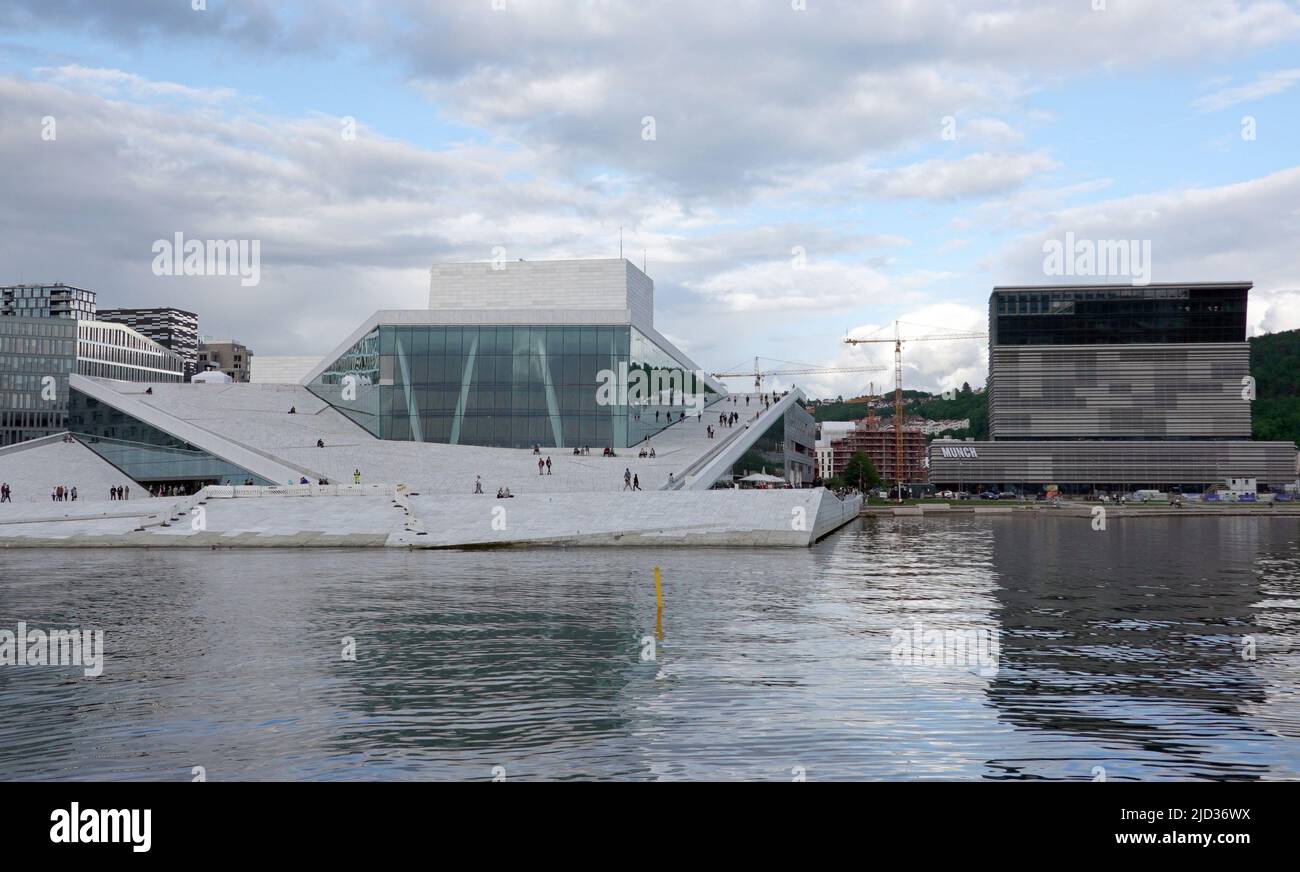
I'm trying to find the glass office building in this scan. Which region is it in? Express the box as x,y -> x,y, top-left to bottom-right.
931,281 -> 1298,493
0,283 -> 96,320
990,284 -> 1247,346
0,317 -> 76,446
308,323 -> 715,449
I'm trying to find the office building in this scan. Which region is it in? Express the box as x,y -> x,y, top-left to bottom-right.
77,321 -> 186,383
1,283 -> 96,320
929,282 -> 1297,494
98,308 -> 199,380
0,317 -> 76,446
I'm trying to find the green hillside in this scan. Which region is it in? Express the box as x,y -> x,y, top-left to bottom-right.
1250,328 -> 1300,443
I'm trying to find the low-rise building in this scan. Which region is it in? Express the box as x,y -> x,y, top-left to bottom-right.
199,339 -> 253,383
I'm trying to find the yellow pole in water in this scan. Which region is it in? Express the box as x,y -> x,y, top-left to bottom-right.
654,565 -> 664,639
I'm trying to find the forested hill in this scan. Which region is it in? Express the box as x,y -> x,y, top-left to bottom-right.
810,327 -> 1300,446
1251,328 -> 1300,443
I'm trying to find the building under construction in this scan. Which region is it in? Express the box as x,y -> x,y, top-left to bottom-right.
827,414 -> 928,486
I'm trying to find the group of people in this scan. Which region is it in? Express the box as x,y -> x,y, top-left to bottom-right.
622,468 -> 642,491
538,456 -> 553,475
108,485 -> 131,501
153,483 -> 197,497
472,475 -> 515,498
637,445 -> 657,458
51,485 -> 79,502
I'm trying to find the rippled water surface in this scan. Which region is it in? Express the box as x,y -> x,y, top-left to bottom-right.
2,516 -> 1299,780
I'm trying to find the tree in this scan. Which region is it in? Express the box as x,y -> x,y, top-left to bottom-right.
842,451 -> 881,492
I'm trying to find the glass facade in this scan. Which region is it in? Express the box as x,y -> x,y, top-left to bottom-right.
0,284 -> 96,319
308,324 -> 715,449
77,322 -> 185,382
990,285 -> 1247,346
67,388 -> 272,485
729,402 -> 817,484
0,317 -> 76,446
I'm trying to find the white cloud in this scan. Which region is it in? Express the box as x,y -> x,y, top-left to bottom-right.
1192,67 -> 1300,111
774,302 -> 989,398
34,65 -> 238,103
866,152 -> 1058,201
992,165 -> 1300,332
684,259 -> 912,313
961,117 -> 1024,146
1256,290 -> 1300,335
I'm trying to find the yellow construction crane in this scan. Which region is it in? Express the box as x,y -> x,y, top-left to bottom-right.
844,322 -> 986,501
711,357 -> 888,392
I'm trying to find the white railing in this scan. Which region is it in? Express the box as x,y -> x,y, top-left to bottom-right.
203,483 -> 400,499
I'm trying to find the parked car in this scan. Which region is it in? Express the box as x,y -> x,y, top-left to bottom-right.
998,491 -> 1018,500
956,491 -> 974,500
979,491 -> 999,500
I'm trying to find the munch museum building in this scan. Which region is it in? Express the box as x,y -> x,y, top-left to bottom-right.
306,259 -> 726,450
928,282 -> 1298,495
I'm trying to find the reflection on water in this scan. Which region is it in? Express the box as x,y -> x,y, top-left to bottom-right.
1,516 -> 1298,781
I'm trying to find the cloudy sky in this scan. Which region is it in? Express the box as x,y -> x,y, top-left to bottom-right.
2,0 -> 1299,398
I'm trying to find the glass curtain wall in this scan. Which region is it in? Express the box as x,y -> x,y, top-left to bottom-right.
0,316 -> 76,446
309,324 -> 717,449
991,286 -> 1247,346
67,389 -> 272,485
